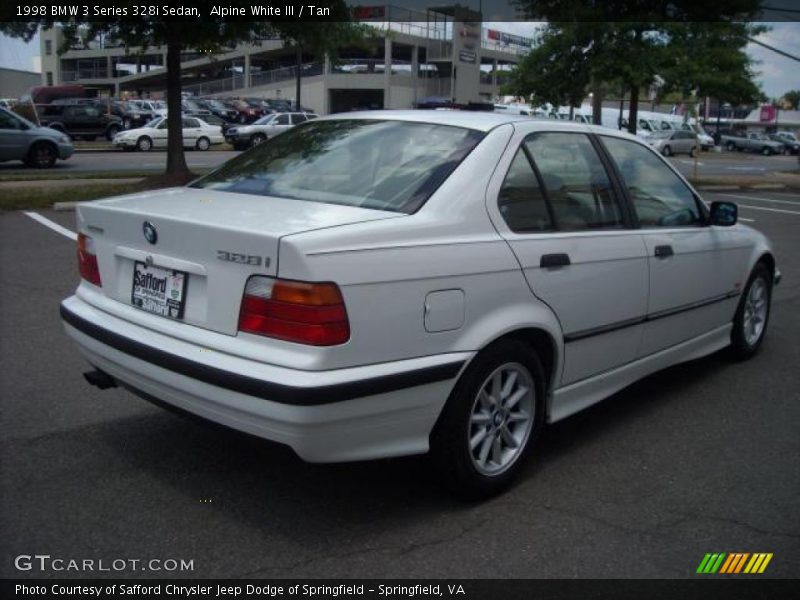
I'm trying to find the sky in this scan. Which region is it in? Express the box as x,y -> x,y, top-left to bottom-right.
1,21 -> 798,99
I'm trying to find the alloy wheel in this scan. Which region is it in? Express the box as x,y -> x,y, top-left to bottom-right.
743,277 -> 768,346
467,363 -> 535,476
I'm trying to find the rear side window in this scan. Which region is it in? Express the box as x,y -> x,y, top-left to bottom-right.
524,133 -> 623,231
498,148 -> 553,232
292,114 -> 307,124
601,136 -> 702,227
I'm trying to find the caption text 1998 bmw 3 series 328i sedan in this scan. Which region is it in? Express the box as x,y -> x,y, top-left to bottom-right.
61,111 -> 781,497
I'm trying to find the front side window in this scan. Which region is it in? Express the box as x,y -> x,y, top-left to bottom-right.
524,132 -> 624,231
191,119 -> 484,213
157,119 -> 168,130
601,136 -> 703,227
274,114 -> 290,125
0,110 -> 22,130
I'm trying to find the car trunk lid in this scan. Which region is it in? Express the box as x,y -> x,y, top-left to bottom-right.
77,187 -> 399,335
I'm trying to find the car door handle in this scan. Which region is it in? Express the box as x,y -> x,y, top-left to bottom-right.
654,245 -> 674,258
540,253 -> 571,268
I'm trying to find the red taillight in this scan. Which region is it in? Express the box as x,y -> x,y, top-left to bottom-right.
238,277 -> 350,346
77,233 -> 102,286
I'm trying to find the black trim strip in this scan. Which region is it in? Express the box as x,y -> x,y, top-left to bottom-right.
61,304 -> 464,406
564,291 -> 740,343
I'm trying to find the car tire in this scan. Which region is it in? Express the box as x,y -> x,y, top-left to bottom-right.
730,262 -> 772,361
726,141 -> 736,152
25,141 -> 57,169
430,338 -> 546,499
690,146 -> 699,158
136,136 -> 153,152
662,145 -> 672,157
106,125 -> 121,141
251,133 -> 266,147
195,137 -> 210,151
761,146 -> 771,156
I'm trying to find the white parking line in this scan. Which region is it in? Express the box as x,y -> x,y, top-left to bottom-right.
737,204 -> 800,216
721,193 -> 800,206
23,212 -> 77,241
739,217 -> 755,222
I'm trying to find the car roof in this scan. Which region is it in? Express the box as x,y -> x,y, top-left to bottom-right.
318,109 -> 549,132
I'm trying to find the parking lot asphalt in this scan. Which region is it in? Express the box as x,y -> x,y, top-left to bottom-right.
1,191 -> 798,579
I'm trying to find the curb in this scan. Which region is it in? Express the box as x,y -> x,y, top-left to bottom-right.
695,186 -> 743,191
53,201 -> 85,211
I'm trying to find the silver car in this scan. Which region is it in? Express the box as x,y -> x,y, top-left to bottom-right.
0,106 -> 74,168
225,112 -> 318,149
647,130 -> 699,157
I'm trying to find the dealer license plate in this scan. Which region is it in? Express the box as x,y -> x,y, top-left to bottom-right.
131,261 -> 187,319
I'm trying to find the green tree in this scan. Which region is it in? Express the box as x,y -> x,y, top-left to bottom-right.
0,6 -> 364,182
510,0 -> 765,135
783,90 -> 800,109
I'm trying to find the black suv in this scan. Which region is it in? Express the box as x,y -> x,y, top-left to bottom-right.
39,103 -> 123,141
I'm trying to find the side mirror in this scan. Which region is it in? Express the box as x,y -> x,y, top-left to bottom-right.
710,201 -> 738,226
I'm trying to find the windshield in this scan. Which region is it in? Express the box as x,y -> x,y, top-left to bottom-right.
143,116 -> 163,129
253,115 -> 274,125
191,119 -> 484,213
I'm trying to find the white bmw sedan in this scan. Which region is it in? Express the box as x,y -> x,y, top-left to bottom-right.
62,111 -> 780,497
113,115 -> 224,151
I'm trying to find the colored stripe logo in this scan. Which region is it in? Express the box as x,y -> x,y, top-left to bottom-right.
697,553 -> 773,574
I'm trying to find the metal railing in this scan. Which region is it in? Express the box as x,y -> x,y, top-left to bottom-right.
181,62 -> 324,96
249,62 -> 323,87
330,59 -> 413,75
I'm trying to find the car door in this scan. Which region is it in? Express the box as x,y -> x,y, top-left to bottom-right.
269,113 -> 291,137
153,118 -> 169,147
182,117 -> 201,146
487,126 -> 649,386
0,109 -> 29,161
599,134 -> 746,356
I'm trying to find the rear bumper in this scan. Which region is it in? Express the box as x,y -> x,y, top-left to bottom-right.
60,295 -> 468,462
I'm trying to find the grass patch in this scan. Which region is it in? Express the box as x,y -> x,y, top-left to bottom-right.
1,182 -> 150,211
0,169 -> 210,182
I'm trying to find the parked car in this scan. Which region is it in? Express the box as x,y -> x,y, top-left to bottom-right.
196,98 -> 239,122
112,116 -> 224,151
646,130 -> 699,157
131,99 -> 168,118
768,133 -> 799,155
720,131 -> 784,155
181,98 -> 212,117
61,113 -> 780,497
773,131 -> 799,154
224,112 -> 318,149
223,98 -> 266,123
39,102 -> 123,141
0,106 -> 74,167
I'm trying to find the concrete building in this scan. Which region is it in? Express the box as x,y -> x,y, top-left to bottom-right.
0,67 -> 41,99
38,5 -> 532,114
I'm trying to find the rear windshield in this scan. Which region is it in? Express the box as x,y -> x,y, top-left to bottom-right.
191,119 -> 484,213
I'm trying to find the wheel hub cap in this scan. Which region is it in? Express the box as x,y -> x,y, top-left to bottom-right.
468,362 -> 536,476
743,277 -> 768,346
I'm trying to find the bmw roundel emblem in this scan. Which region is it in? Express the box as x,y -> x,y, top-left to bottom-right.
143,221 -> 158,245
